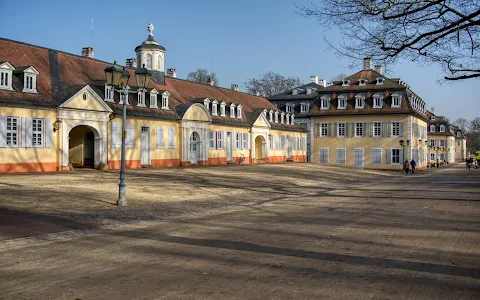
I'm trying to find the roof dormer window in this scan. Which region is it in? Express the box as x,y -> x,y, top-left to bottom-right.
440,125 -> 445,132
300,102 -> 308,113
430,125 -> 435,132
230,103 -> 236,118
337,96 -> 347,109
306,87 -> 317,95
292,88 -> 298,95
391,93 -> 401,108
342,79 -> 350,86
355,95 -> 365,109
0,62 -> 15,91
212,100 -> 218,116
376,77 -> 384,85
281,112 -> 285,124
137,89 -> 146,107
359,78 -> 367,86
161,91 -> 170,110
104,84 -> 114,102
274,111 -> 279,123
320,96 -> 330,110
431,116 -> 435,120
286,103 -> 294,113
236,104 -> 243,119
286,113 -> 290,124
204,98 -> 210,111
220,101 -> 226,116
373,93 -> 383,108
269,109 -> 273,122
291,114 -> 295,124
149,88 -> 158,108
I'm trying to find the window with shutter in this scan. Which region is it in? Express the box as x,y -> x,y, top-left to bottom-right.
372,148 -> 382,164
167,126 -> 175,149
373,122 -> 382,137
126,124 -> 135,149
216,131 -> 223,149
32,118 -> 43,147
5,116 -> 19,147
208,130 -> 215,149
111,122 -> 120,149
336,148 -> 346,164
337,122 -> 346,137
320,148 -> 329,163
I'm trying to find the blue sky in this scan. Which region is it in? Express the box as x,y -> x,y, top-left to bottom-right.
0,0 -> 477,121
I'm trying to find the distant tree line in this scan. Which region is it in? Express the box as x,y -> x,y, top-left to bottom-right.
454,117 -> 480,153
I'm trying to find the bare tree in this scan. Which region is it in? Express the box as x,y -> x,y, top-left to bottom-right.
331,73 -> 349,82
470,117 -> 480,131
186,69 -> 219,86
244,72 -> 303,97
296,1 -> 480,81
453,118 -> 469,132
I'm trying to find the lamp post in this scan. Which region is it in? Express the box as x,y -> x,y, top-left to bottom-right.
104,61 -> 151,206
399,139 -> 409,162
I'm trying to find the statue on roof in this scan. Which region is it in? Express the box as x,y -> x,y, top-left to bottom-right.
148,24 -> 154,37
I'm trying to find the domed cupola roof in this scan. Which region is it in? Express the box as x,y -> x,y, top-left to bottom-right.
135,24 -> 166,52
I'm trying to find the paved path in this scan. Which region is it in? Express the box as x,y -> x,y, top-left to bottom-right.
0,165 -> 479,299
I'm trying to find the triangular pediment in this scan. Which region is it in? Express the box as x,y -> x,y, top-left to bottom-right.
0,62 -> 15,70
253,112 -> 271,128
60,85 -> 113,113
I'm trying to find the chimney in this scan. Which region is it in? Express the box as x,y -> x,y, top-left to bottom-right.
318,79 -> 326,87
231,84 -> 239,92
374,64 -> 383,75
81,46 -> 94,58
167,68 -> 177,78
208,78 -> 214,86
363,57 -> 372,70
310,75 -> 318,84
126,58 -> 137,68
431,107 -> 435,114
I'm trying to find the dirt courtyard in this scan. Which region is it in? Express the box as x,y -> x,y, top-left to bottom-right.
0,163 -> 479,299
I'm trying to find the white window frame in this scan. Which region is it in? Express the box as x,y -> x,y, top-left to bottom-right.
300,103 -> 307,113
376,78 -> 384,85
391,121 -> 400,137
230,104 -> 236,118
355,97 -> 364,109
320,148 -> 329,163
320,97 -> 329,109
149,92 -> 158,108
392,96 -> 401,108
234,132 -> 240,150
161,92 -> 170,110
372,148 -> 382,164
355,122 -> 364,137
430,125 -> 435,132
269,110 -> 273,122
212,100 -> 218,116
281,112 -> 285,124
274,111 -> 279,123
373,122 -> 382,137
439,140 -> 445,147
237,104 -> 243,119
286,104 -> 293,113
208,130 -> 215,149
23,74 -> 37,93
286,114 -> 290,125
137,89 -> 146,107
359,78 -> 367,86
268,134 -> 273,149
32,118 -> 44,148
337,97 -> 347,109
204,98 -> 210,111
337,122 -> 346,137
104,84 -> 114,102
242,133 -> 248,149
430,139 -> 435,147
320,123 -> 329,137
336,148 -> 346,164
440,125 -> 445,132
6,116 -> 19,147
0,62 -> 14,91
373,97 -> 383,108
216,131 -> 223,149
220,101 -> 226,116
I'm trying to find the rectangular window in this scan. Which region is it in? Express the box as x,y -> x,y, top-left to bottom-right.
137,91 -> 144,106
280,136 -> 285,149
268,134 -> 273,149
300,104 -> 307,113
320,148 -> 329,163
6,117 -> 18,147
391,149 -> 400,164
355,98 -> 364,108
321,99 -> 329,109
373,122 -> 382,137
274,136 -> 279,150
430,153 -> 435,160
216,131 -> 223,149
32,118 -> 43,147
242,133 -> 248,149
457,141 -> 460,146
430,139 -> 435,147
372,148 -> 382,164
439,140 -> 445,147
337,122 -> 346,137
208,130 -> 214,149
167,126 -> 175,149
338,98 -> 346,109
392,97 -> 400,107
234,132 -> 240,150
391,122 -> 400,136
0,71 -> 9,88
336,148 -> 346,164
373,97 -> 382,108
355,122 -> 364,137
320,123 -> 329,137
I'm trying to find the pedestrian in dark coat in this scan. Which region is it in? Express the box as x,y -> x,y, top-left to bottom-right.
410,159 -> 416,174
403,160 -> 410,175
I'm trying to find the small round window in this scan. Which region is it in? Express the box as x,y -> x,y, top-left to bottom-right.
360,80 -> 364,84
83,92 -> 88,101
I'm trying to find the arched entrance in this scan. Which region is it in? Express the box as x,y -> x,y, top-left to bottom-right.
255,135 -> 265,160
189,131 -> 200,164
68,125 -> 100,168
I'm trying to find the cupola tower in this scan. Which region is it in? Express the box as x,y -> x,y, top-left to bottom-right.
135,24 -> 165,72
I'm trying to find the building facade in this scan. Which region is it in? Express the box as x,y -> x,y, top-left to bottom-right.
268,58 -> 430,170
0,26 -> 306,173
426,110 -> 466,163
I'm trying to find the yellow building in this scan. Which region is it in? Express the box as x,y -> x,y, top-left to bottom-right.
426,111 -> 466,163
0,29 -> 306,173
269,58 -> 429,170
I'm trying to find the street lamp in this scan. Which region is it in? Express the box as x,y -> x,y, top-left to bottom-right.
104,61 -> 151,206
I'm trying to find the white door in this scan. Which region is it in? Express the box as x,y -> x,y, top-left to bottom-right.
140,126 -> 150,165
354,148 -> 364,169
286,136 -> 291,159
189,132 -> 199,164
226,132 -> 232,162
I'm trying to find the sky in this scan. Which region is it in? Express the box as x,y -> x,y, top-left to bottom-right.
0,0 -> 477,121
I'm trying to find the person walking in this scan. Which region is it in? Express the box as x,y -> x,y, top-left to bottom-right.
436,158 -> 439,168
410,159 -> 416,174
403,160 -> 410,175
466,158 -> 471,170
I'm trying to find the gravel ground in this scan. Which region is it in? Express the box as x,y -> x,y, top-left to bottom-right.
0,163 -> 478,299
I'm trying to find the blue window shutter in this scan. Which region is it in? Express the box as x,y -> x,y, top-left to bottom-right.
387,149 -> 392,164
399,148 -> 404,162
0,116 -> 6,147
156,126 -> 164,149
45,118 -> 52,148
247,133 -> 250,150
399,121 -> 405,137
125,123 -> 135,149
23,117 -> 33,148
